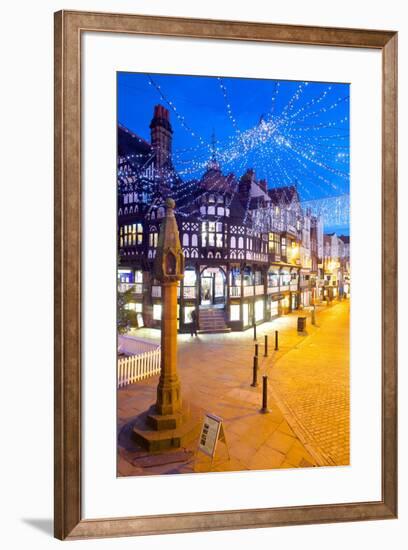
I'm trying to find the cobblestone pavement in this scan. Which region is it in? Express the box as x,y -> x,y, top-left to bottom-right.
268,301 -> 350,466
118,300 -> 349,475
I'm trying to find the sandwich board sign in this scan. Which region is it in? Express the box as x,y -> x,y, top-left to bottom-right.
197,413 -> 230,462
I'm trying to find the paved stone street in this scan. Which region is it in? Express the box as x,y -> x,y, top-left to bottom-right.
269,301 -> 350,465
118,300 -> 349,476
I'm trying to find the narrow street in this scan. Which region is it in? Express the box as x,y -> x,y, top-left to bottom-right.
118,300 -> 349,476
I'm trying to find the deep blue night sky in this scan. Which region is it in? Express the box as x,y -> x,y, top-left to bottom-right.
118,72 -> 350,234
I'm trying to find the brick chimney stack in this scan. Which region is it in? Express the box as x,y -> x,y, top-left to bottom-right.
150,104 -> 173,170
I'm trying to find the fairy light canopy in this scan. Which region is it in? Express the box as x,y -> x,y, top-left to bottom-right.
117,72 -> 350,234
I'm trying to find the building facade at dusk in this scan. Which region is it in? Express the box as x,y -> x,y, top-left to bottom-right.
117,105 -> 350,333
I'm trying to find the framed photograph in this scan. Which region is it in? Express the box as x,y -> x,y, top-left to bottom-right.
54,10 -> 397,540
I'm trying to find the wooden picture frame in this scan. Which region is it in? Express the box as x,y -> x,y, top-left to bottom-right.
54,10 -> 398,540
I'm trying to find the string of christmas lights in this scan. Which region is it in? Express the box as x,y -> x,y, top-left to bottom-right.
118,74 -> 350,231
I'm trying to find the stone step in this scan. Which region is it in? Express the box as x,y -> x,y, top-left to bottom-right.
197,328 -> 231,334
198,308 -> 228,333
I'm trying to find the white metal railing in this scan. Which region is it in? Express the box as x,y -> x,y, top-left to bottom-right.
267,286 -> 279,294
255,284 -> 264,295
229,286 -> 241,297
243,286 -> 254,297
152,285 -> 161,298
117,347 -> 161,388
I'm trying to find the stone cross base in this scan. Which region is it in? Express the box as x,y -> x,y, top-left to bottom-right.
132,404 -> 200,452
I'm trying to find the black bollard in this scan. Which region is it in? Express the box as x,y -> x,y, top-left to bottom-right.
260,375 -> 269,413
251,356 -> 258,387
253,323 -> 257,341
275,330 -> 279,351
264,334 -> 268,357
255,343 -> 259,357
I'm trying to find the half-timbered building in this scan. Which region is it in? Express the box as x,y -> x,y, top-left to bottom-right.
117,104 -> 325,333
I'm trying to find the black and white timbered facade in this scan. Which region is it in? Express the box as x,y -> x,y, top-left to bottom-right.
117,104 -> 326,333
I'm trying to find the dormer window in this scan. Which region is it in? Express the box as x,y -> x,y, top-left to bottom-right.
208,194 -> 215,204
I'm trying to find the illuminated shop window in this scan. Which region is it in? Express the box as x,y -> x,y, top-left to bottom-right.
242,303 -> 249,326
230,304 -> 240,321
255,299 -> 264,322
153,304 -> 162,321
184,306 -> 196,324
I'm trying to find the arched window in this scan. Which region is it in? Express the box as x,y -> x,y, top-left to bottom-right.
191,234 -> 198,247
238,236 -> 244,249
231,236 -> 236,248
191,249 -> 198,258
182,234 -> 189,246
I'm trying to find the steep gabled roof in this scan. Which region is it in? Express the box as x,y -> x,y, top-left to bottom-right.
118,124 -> 152,158
268,185 -> 300,206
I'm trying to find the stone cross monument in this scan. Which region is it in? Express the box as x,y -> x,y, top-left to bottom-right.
133,198 -> 198,451
150,197 -> 184,424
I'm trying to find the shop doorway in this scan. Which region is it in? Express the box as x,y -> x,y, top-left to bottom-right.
200,267 -> 226,307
